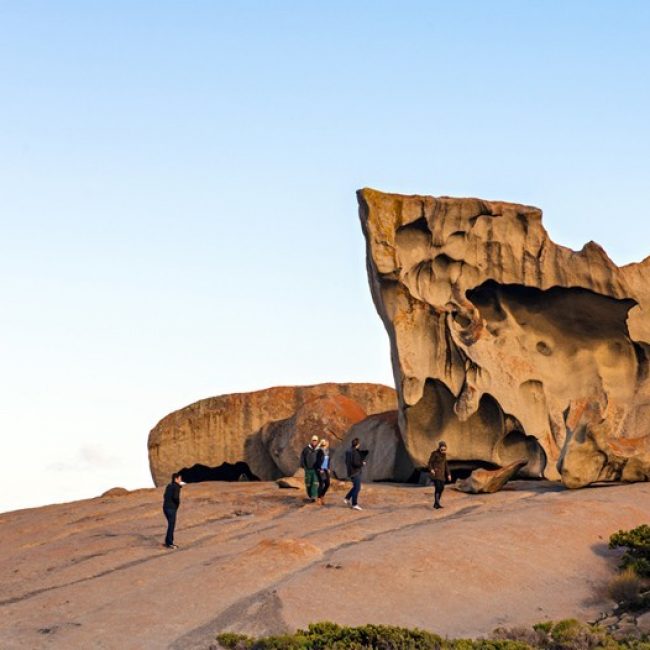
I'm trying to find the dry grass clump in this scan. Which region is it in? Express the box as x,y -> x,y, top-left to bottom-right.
608,568 -> 643,607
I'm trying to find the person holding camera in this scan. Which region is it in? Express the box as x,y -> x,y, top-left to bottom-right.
162,472 -> 183,548
344,438 -> 366,511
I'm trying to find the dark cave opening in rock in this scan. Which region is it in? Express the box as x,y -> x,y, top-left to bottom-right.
497,430 -> 547,478
466,280 -> 636,341
176,461 -> 259,483
448,460 -> 501,481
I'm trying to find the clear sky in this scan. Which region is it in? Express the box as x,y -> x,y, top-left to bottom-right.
1,1 -> 649,513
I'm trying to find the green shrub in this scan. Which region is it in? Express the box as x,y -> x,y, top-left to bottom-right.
215,620 -> 648,650
215,631 -> 253,649
217,622 -> 444,649
609,524 -> 650,578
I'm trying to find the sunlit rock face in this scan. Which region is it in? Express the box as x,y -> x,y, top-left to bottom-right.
359,187 -> 650,488
148,383 -> 397,486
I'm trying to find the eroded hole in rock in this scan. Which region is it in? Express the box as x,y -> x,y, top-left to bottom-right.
463,280 -> 640,483
496,430 -> 547,478
177,461 -> 259,483
634,342 -> 650,382
405,379 -> 548,479
398,215 -> 431,235
466,281 -> 636,340
448,460 -> 500,481
452,311 -> 472,328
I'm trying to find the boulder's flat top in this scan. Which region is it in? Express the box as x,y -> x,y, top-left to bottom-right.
1,480 -> 648,649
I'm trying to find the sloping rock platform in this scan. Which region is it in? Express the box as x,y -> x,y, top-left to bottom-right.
0,481 -> 648,649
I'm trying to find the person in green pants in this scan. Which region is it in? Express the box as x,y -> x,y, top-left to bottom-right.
300,435 -> 320,502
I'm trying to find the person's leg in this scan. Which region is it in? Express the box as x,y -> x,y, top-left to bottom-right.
317,471 -> 326,498
308,470 -> 319,500
322,471 -> 331,498
345,473 -> 357,502
351,475 -> 362,506
304,469 -> 311,498
344,480 -> 353,502
433,480 -> 444,508
305,469 -> 316,499
164,507 -> 177,546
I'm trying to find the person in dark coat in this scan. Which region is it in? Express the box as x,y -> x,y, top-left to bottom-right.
344,438 -> 365,510
163,472 -> 183,548
314,438 -> 331,505
428,441 -> 451,509
300,435 -> 320,502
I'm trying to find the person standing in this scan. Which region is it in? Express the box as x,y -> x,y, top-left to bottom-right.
315,438 -> 331,506
300,435 -> 320,502
344,438 -> 365,511
428,441 -> 451,509
163,472 -> 183,548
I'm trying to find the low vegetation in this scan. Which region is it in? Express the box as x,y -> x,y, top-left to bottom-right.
214,620 -> 649,650
608,525 -> 650,612
608,568 -> 643,608
610,525 -> 650,579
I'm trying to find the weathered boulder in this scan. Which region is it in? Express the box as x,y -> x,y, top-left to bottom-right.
100,487 -> 130,498
331,411 -> 415,482
359,188 -> 650,488
254,394 -> 368,478
276,476 -> 302,489
636,612 -> 650,636
456,459 -> 528,494
148,383 -> 396,486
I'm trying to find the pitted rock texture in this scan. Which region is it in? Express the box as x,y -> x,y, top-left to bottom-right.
148,383 -> 396,486
359,188 -> 650,488
249,394 -> 368,479
331,410 -> 415,482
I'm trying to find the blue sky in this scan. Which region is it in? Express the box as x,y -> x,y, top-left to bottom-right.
1,1 -> 649,512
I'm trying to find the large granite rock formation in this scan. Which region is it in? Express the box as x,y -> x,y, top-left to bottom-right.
331,411 -> 415,482
359,188 -> 650,488
248,394 -> 369,479
148,383 -> 396,486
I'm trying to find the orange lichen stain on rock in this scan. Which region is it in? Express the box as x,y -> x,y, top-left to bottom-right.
608,437 -> 650,455
326,395 -> 368,425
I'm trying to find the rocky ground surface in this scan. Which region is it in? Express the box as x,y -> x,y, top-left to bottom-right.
1,480 -> 648,649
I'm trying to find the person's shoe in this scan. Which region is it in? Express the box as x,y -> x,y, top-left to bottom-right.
344,498 -> 351,506
316,497 -> 322,505
165,543 -> 178,549
352,505 -> 363,511
433,503 -> 441,509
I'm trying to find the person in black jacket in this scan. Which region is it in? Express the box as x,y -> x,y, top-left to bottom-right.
428,441 -> 451,509
300,435 -> 320,502
162,472 -> 183,548
344,438 -> 365,510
